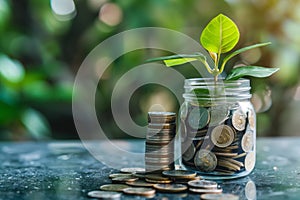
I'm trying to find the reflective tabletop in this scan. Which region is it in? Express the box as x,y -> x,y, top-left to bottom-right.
0,137 -> 299,200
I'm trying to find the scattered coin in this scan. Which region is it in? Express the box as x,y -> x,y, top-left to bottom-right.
109,173 -> 134,179
244,151 -> 255,172
145,173 -> 171,181
232,109 -> 246,131
194,150 -> 217,172
126,180 -> 154,187
201,193 -> 239,200
188,180 -> 218,189
145,178 -> 172,184
100,184 -> 130,192
189,187 -> 223,194
153,183 -> 188,192
112,177 -> 138,183
87,190 -> 121,199
162,170 -> 197,179
211,125 -> 235,148
187,107 -> 210,130
120,167 -> 145,174
123,187 -> 156,196
241,131 -> 254,152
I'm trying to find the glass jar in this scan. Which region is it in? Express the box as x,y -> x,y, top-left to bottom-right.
179,78 -> 256,179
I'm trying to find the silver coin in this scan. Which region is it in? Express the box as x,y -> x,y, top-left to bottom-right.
120,167 -> 145,173
87,190 -> 121,199
109,173 -> 134,179
245,180 -> 256,200
244,151 -> 255,172
188,107 -> 210,130
232,109 -> 247,131
211,125 -> 235,148
123,187 -> 156,196
148,123 -> 176,130
241,131 -> 254,152
112,177 -> 138,183
188,180 -> 218,189
201,193 -> 239,200
162,170 -> 197,179
189,187 -> 223,194
126,180 -> 154,187
180,102 -> 189,120
194,150 -> 217,172
210,106 -> 229,126
153,183 -> 188,192
182,143 -> 196,162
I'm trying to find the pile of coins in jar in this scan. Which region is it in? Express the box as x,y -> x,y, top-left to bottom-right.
145,112 -> 176,172
180,103 -> 256,175
87,168 -> 239,199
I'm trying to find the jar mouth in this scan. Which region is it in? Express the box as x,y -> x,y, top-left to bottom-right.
183,78 -> 252,102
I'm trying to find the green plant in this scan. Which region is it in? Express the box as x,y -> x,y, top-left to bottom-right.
147,14 -> 279,82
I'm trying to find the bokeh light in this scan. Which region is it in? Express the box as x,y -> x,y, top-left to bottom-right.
98,3 -> 123,26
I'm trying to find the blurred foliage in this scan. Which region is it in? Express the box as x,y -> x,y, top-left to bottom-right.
1,0 -> 300,140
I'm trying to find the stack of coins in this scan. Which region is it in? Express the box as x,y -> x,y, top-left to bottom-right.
145,112 -> 176,173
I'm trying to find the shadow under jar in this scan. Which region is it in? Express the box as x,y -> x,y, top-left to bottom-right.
179,78 -> 256,179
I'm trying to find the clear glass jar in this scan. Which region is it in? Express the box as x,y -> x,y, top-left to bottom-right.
179,78 -> 256,179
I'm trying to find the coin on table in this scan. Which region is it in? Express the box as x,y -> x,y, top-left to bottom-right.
210,106 -> 229,126
189,187 -> 223,194
100,184 -> 130,192
194,150 -> 217,172
87,190 -> 121,199
126,180 -> 154,187
188,180 -> 218,189
201,193 -> 239,200
145,178 -> 172,184
241,131 -> 254,152
173,176 -> 202,184
162,170 -> 197,179
187,107 -> 210,130
244,151 -> 255,172
112,177 -> 138,183
145,173 -> 171,181
182,143 -> 196,162
232,109 -> 247,131
123,187 -> 156,196
248,109 -> 256,130
211,125 -> 235,148
120,167 -> 145,174
109,173 -> 134,179
153,183 -> 188,192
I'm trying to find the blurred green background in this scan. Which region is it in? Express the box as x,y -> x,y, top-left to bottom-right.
1,0 -> 300,140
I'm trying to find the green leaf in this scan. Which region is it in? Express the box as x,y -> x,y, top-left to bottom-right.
200,14 -> 240,54
220,42 -> 271,72
225,66 -> 280,80
145,53 -> 206,67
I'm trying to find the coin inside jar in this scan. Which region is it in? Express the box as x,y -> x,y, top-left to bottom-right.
187,106 -> 210,130
194,150 -> 217,172
244,151 -> 255,172
209,106 -> 229,126
182,143 -> 196,162
248,109 -> 256,130
241,131 -> 254,152
211,125 -> 235,148
232,109 -> 247,131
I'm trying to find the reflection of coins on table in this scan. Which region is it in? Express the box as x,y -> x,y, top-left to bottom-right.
188,180 -> 218,189
245,180 -> 257,200
162,170 -> 197,179
100,184 -> 130,192
182,143 -> 196,162
232,109 -> 246,131
248,109 -> 256,130
211,125 -> 235,148
87,191 -> 121,199
194,150 -> 217,172
153,183 -> 188,192
209,106 -> 229,126
123,187 -> 156,196
244,151 -> 255,172
187,107 -> 210,130
201,193 -> 239,200
242,131 -> 254,152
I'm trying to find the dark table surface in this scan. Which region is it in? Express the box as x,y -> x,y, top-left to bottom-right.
0,137 -> 300,200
